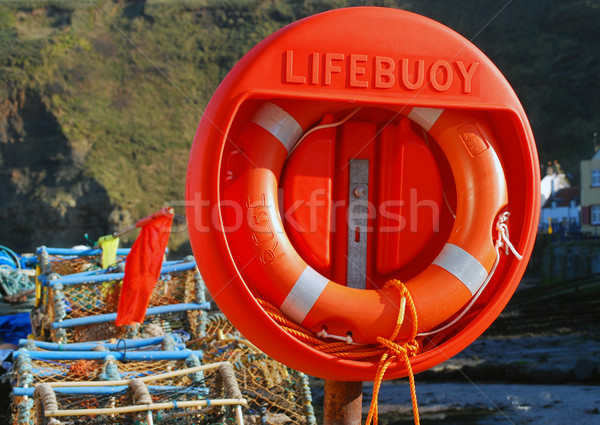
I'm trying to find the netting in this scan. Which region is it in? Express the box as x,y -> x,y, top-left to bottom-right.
47,270 -> 195,322
35,260 -> 208,344
11,350 -> 205,387
51,308 -> 205,344
45,256 -> 104,276
197,314 -> 317,425
11,362 -> 245,425
36,248 -> 128,277
31,247 -> 127,339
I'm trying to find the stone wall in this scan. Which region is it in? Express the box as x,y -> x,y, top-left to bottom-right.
539,236 -> 600,284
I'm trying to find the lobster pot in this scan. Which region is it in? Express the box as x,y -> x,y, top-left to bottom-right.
10,349 -> 205,387
31,246 -> 131,338
50,302 -> 210,344
18,335 -> 187,353
36,246 -> 130,277
43,261 -> 208,343
46,262 -> 199,322
199,314 -> 316,425
11,360 -> 245,425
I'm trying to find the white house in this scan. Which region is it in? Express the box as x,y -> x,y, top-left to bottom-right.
540,161 -> 571,208
539,186 -> 580,233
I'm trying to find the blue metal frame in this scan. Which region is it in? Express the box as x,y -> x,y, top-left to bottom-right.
18,336 -> 186,351
14,349 -> 203,361
45,260 -> 196,287
51,302 -> 210,329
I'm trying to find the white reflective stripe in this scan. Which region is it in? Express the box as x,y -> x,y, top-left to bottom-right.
407,107 -> 444,131
251,102 -> 303,152
279,266 -> 329,324
432,243 -> 488,295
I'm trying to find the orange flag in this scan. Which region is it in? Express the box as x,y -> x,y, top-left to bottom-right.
115,208 -> 174,327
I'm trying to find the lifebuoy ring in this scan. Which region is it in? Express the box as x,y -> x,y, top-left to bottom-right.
222,100 -> 507,344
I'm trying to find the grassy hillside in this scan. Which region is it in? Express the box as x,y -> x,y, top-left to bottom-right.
0,0 -> 599,251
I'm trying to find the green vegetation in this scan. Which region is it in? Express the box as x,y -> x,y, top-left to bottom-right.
0,0 -> 599,250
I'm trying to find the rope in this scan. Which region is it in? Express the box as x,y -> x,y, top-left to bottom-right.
34,383 -> 58,417
257,279 -> 421,425
257,299 -> 389,360
0,268 -> 33,298
365,280 -> 420,425
289,108 -> 361,155
218,362 -> 244,400
129,379 -> 153,405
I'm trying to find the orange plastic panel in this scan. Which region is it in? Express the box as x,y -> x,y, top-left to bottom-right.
281,115 -> 444,286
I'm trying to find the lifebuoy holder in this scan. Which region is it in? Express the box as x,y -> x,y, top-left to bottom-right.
186,7 -> 540,381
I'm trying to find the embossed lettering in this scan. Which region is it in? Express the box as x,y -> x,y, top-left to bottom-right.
259,241 -> 284,265
324,53 -> 344,85
401,58 -> 425,90
311,52 -> 320,85
429,60 -> 453,91
374,56 -> 395,88
282,51 -> 478,94
247,193 -> 267,209
455,61 -> 479,94
349,54 -> 368,88
284,50 -> 306,84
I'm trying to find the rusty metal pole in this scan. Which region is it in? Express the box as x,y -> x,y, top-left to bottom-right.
323,380 -> 363,425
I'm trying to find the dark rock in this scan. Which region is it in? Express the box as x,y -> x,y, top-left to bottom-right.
462,361 -> 504,381
573,358 -> 598,382
503,363 -> 533,383
529,365 -> 571,384
0,90 -> 113,251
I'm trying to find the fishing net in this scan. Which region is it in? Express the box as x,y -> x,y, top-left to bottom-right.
197,313 -> 317,425
10,349 -> 204,387
36,248 -> 127,277
11,361 -> 245,425
46,268 -> 192,320
49,305 -> 206,344
31,247 -> 126,338
47,269 -> 196,321
38,264 -> 207,344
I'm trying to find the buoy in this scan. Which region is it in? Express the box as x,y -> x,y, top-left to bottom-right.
186,7 -> 540,381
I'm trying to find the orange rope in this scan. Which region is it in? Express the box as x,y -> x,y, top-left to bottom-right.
366,279 -> 420,425
257,278 -> 421,425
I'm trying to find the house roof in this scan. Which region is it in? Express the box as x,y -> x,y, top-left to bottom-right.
542,186 -> 580,208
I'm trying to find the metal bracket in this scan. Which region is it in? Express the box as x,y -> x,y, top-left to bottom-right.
346,159 -> 369,289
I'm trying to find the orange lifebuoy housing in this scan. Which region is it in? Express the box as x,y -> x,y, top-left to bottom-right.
223,101 -> 507,344
186,7 -> 540,381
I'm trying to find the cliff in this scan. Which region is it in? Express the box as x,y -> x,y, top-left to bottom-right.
1,0 -> 599,251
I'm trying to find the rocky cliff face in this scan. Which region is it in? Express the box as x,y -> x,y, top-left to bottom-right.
0,0 -> 598,253
0,89 -> 114,252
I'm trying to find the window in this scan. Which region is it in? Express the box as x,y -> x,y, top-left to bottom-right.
592,205 -> 600,225
592,169 -> 600,187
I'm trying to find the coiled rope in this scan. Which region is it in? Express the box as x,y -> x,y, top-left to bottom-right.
257,279 -> 421,425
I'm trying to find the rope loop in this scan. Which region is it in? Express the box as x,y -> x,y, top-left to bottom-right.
366,279 -> 420,425
495,212 -> 523,259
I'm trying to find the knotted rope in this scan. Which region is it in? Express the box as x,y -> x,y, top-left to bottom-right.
366,279 -> 420,425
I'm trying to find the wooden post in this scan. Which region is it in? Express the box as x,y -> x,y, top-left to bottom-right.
323,380 -> 363,425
